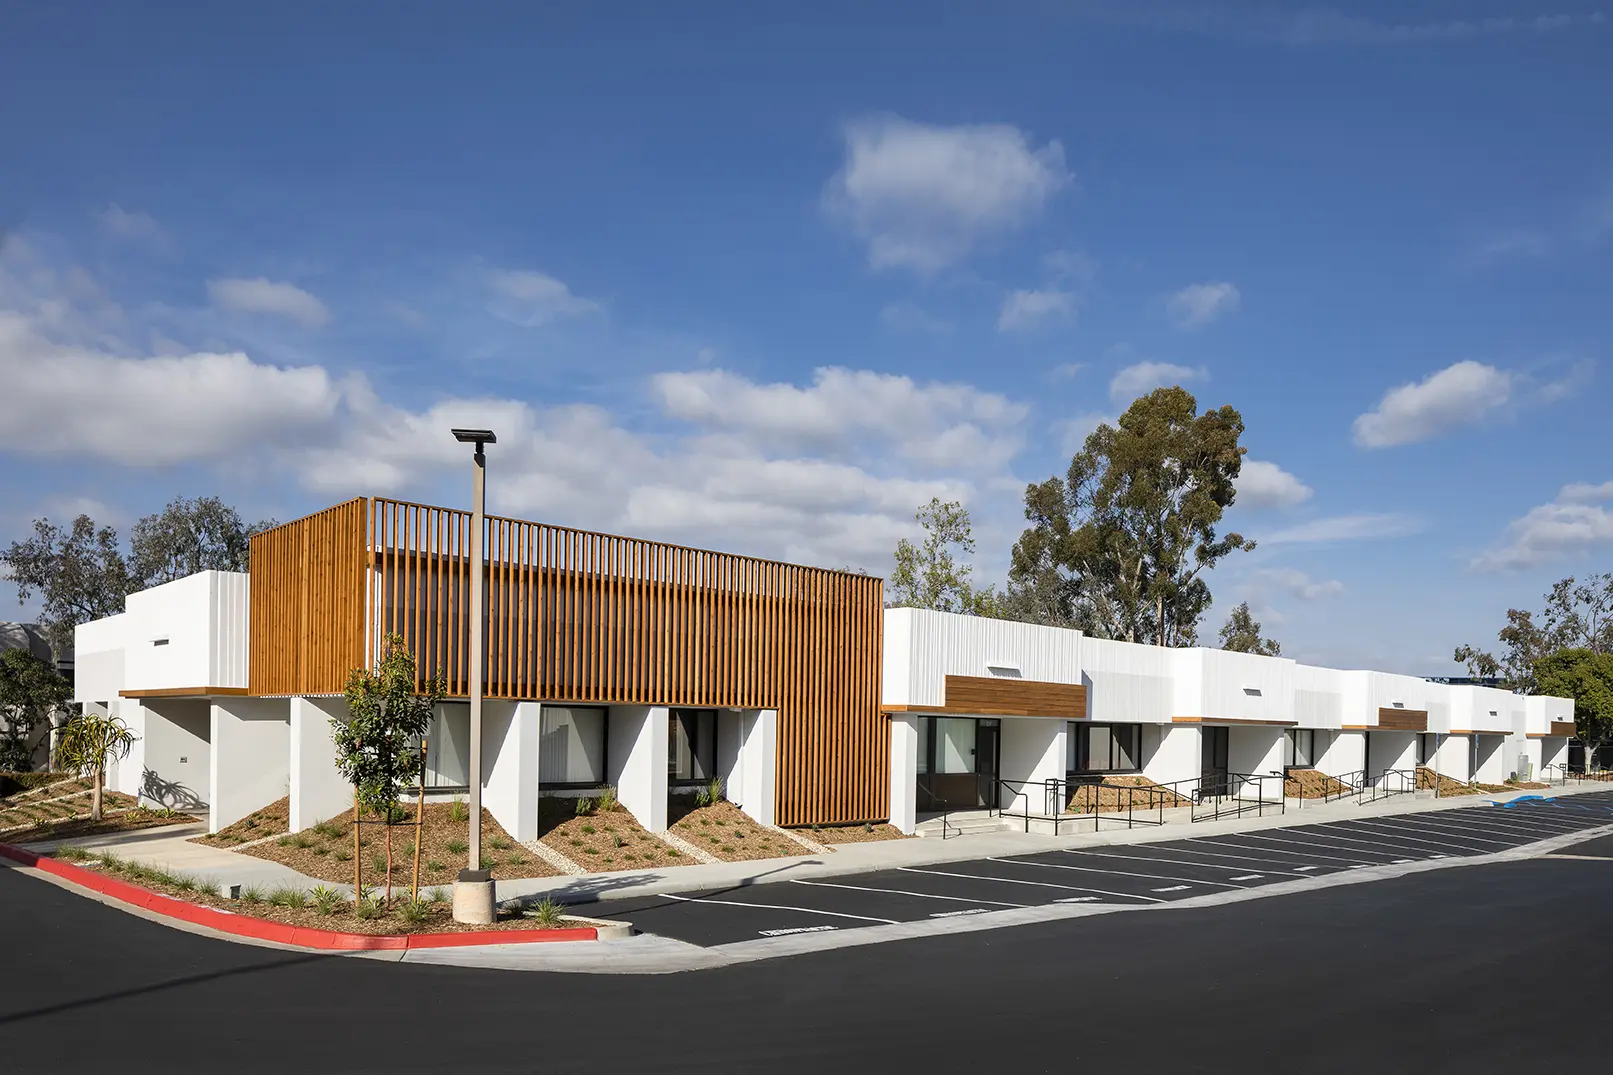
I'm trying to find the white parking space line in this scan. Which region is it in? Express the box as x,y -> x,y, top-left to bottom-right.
1255,825 -> 1451,857
1294,865 -> 1319,871
659,892 -> 898,925
899,866 -> 1165,903
1336,821 -> 1505,853
1152,885 -> 1191,893
791,878 -> 1026,909
1229,874 -> 1264,881
1150,842 -> 1341,871
1009,857 -> 1246,889
1220,833 -> 1403,866
1393,813 -> 1565,839
1064,848 -> 1310,876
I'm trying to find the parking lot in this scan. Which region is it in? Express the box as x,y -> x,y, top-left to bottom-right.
575,792 -> 1613,947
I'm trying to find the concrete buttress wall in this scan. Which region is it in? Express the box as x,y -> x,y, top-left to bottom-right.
209,697 -> 290,832
608,705 -> 669,832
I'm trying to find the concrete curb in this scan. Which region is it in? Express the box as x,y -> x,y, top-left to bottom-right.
0,842 -> 601,950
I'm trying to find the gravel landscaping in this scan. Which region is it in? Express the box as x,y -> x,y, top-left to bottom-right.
0,783 -> 198,843
538,795 -> 689,871
193,796 -> 290,847
803,822 -> 909,845
50,847 -> 584,936
668,800 -> 808,862
1283,769 -> 1354,799
237,801 -> 558,886
1066,775 -> 1189,813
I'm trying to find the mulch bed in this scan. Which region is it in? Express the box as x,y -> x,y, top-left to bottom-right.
1284,769 -> 1355,799
0,772 -> 78,799
237,802 -> 558,887
667,800 -> 807,862
51,852 -> 581,936
1415,768 -> 1485,797
193,796 -> 291,847
539,797 -> 689,871
1,809 -> 199,844
801,822 -> 909,845
1066,775 -> 1190,813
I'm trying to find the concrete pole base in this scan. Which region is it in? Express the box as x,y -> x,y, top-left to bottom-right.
452,869 -> 496,925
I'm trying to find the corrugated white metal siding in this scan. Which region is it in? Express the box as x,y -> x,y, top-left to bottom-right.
72,613 -> 129,703
211,571 -> 251,689
1293,664 -> 1345,729
889,608 -> 1083,708
1083,637 -> 1176,723
1197,648 -> 1296,723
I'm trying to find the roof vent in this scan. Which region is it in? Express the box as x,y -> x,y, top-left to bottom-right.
1392,701 -> 1405,708
1243,687 -> 1262,697
152,638 -> 170,647
986,663 -> 1022,678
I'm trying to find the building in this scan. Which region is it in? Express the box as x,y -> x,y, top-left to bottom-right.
72,497 -> 1579,841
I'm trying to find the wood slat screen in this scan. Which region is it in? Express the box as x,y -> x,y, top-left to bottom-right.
1550,721 -> 1577,737
248,498 -> 370,696
365,498 -> 886,827
1376,707 -> 1429,732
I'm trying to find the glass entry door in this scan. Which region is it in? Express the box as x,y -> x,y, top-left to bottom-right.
916,717 -> 999,811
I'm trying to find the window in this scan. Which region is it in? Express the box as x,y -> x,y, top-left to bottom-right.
540,707 -> 606,786
424,704 -> 470,788
1070,723 -> 1140,773
669,708 -> 717,784
1284,729 -> 1315,768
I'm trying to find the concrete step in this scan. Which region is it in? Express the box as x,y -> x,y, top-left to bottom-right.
914,816 -> 1014,838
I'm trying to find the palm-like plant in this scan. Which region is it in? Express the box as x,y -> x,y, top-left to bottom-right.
56,711 -> 137,821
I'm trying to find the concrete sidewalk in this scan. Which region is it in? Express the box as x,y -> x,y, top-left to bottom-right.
21,780 -> 1610,904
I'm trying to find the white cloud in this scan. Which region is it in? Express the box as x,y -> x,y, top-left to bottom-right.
1351,360 -> 1513,448
1051,362 -> 1083,379
1466,229 -> 1550,267
1262,513 -> 1423,545
1236,460 -> 1313,509
0,311 -> 339,466
825,114 -> 1071,273
208,277 -> 331,328
1109,360 -> 1205,404
99,205 -> 165,244
1167,281 -> 1240,328
997,288 -> 1075,332
653,366 -> 1025,471
1253,567 -> 1344,600
486,269 -> 601,326
1472,481 -> 1613,571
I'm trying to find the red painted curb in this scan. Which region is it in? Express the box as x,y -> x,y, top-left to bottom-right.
0,843 -> 597,950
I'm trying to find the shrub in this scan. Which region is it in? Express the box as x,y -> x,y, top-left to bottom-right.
333,848 -> 352,862
863,822 -> 873,833
245,817 -> 258,829
574,796 -> 595,817
597,785 -> 618,813
580,823 -> 596,835
291,834 -> 314,850
611,833 -> 625,848
426,858 -> 444,872
447,799 -> 468,823
526,898 -> 566,928
353,897 -> 383,920
490,836 -> 511,851
55,845 -> 90,862
239,884 -> 266,904
398,898 -> 430,925
447,839 -> 468,855
426,886 -> 449,904
276,836 -> 293,847
310,884 -> 342,915
269,885 -> 309,909
369,853 -> 387,873
314,821 -> 345,840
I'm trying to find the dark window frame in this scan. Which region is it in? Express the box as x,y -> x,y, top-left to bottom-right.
1070,722 -> 1143,775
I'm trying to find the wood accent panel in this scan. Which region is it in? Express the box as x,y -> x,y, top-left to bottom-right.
1449,729 -> 1505,737
1376,707 -> 1428,732
885,675 -> 1087,718
248,499 -> 369,697
1550,721 -> 1577,737
255,497 -> 886,827
118,686 -> 250,698
1341,724 -> 1372,731
1171,715 -> 1298,727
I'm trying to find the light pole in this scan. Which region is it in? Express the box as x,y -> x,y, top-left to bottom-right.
450,427 -> 496,923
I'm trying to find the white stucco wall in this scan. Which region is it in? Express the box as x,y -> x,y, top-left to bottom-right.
139,699 -> 210,809
1294,664 -> 1346,730
209,697 -> 289,832
1320,729 -> 1366,779
1143,725 -> 1201,791
1228,726 -> 1285,800
999,717 -> 1067,815
122,571 -> 249,691
1193,650 -> 1296,724
72,614 -> 129,704
482,701 -> 542,843
721,709 -> 777,827
1473,733 -> 1506,784
1432,734 -> 1472,783
889,714 -> 918,834
290,696 -> 352,831
1367,729 -> 1417,781
608,705 -> 669,832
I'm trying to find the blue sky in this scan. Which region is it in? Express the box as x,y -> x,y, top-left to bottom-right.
2,1 -> 1610,673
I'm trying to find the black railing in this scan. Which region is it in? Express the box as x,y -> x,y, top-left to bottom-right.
995,775 -> 1190,834
1286,768 -> 1364,808
915,775 -> 959,839
1191,772 -> 1286,823
1362,767 -> 1417,804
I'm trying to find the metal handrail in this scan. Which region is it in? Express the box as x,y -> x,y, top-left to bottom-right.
1286,768 -> 1363,808
915,775 -> 958,839
1191,771 -> 1286,823
995,775 -> 1189,834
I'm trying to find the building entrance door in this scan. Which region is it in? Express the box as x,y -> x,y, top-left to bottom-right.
916,717 -> 1000,812
1200,726 -> 1230,797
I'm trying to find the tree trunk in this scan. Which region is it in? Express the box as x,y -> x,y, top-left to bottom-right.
384,811 -> 394,906
91,766 -> 104,822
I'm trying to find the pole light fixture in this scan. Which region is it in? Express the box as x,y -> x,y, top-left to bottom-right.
450,427 -> 496,923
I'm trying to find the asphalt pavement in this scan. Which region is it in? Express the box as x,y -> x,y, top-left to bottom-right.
569,792 -> 1613,946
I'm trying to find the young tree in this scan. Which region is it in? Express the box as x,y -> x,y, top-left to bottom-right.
1,515 -> 131,657
128,495 -> 278,587
1456,573 -> 1612,692
889,498 -> 998,615
1009,387 -> 1253,646
55,711 -> 138,821
0,648 -> 73,771
1535,649 -> 1613,772
1218,602 -> 1281,656
334,634 -> 445,902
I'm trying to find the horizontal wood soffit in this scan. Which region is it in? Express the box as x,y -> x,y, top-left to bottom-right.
883,675 -> 1088,718
1171,716 -> 1298,727
119,686 -> 250,698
